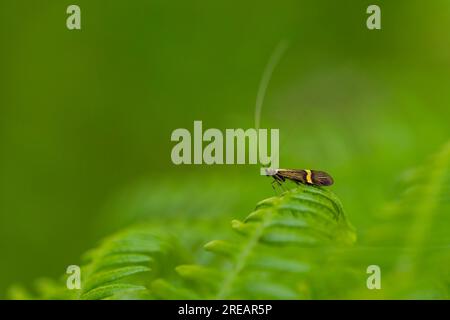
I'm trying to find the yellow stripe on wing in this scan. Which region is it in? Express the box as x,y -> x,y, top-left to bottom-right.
305,169 -> 313,184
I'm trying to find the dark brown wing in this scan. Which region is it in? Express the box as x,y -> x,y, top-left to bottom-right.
310,170 -> 334,186
276,169 -> 307,184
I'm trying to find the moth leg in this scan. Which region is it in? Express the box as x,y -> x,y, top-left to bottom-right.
271,179 -> 278,190
271,177 -> 284,195
275,175 -> 287,192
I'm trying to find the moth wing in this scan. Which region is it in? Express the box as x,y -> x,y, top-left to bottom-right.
311,170 -> 334,186
276,169 -> 306,182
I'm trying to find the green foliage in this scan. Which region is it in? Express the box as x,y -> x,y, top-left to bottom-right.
2,0 -> 450,299
9,185 -> 355,300
318,141 -> 450,299
8,227 -> 188,300
9,141 -> 449,299
365,141 -> 450,298
165,185 -> 356,299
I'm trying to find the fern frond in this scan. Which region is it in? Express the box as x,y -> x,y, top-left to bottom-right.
329,141 -> 450,299
383,142 -> 450,297
365,142 -> 450,253
81,284 -> 147,300
394,142 -> 449,263
8,225 -> 188,300
76,226 -> 187,300
10,184 -> 355,300
171,184 -> 356,299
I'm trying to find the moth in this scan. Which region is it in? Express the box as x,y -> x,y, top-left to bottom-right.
265,168 -> 334,187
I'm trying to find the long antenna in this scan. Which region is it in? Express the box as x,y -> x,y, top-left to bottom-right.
254,40 -> 290,130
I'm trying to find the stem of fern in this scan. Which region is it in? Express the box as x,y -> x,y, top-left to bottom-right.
215,208 -> 275,299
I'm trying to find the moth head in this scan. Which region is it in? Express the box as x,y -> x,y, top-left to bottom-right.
264,168 -> 278,176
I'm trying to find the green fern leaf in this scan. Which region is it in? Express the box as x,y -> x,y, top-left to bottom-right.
83,266 -> 151,293
8,225 -> 188,300
327,141 -> 450,299
81,284 -> 147,300
9,184 -> 355,300
174,184 -> 356,299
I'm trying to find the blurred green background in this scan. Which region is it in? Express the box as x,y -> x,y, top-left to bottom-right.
0,0 -> 449,298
